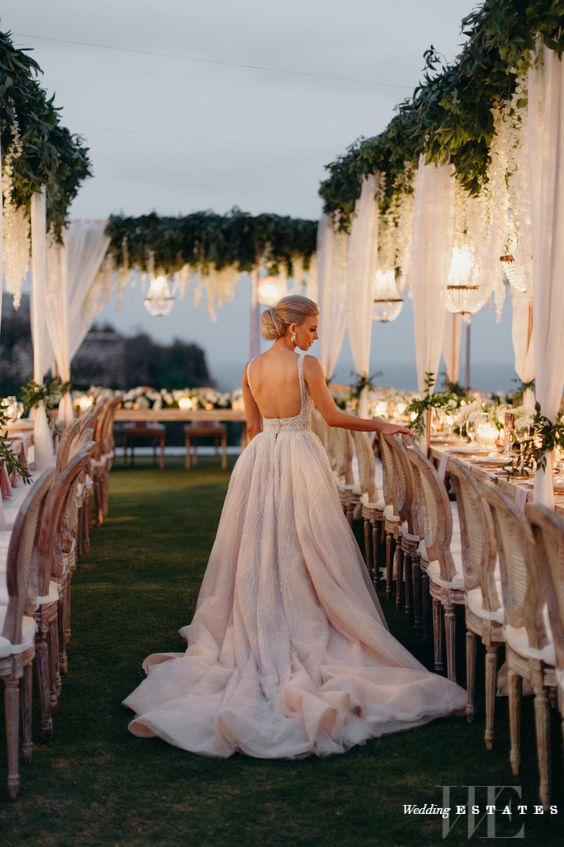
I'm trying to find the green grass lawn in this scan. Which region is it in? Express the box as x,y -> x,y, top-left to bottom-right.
1,456 -> 562,846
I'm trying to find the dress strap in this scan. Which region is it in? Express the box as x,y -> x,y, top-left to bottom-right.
297,355 -> 307,406
246,357 -> 257,399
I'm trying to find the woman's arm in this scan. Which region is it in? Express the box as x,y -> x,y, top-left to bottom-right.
242,364 -> 262,440
304,356 -> 414,437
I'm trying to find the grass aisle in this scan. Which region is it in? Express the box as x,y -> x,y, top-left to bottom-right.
1,458 -> 562,846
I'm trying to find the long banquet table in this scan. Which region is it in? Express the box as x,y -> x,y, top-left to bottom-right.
429,439 -> 564,516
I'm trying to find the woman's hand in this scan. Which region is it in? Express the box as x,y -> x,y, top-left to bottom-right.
375,419 -> 415,438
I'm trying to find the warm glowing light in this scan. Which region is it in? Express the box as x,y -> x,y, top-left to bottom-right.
258,275 -> 287,307
446,244 -> 483,322
144,275 -> 175,317
178,397 -> 193,410
499,254 -> 527,293
373,270 -> 403,322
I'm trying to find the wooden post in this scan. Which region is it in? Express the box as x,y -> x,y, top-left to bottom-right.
465,320 -> 471,392
425,407 -> 432,456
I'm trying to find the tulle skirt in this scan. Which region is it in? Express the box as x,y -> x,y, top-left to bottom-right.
123,429 -> 466,757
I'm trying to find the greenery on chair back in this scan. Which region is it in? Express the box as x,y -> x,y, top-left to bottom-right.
0,403 -> 32,484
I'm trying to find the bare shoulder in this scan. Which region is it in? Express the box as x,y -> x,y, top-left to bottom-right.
303,355 -> 324,380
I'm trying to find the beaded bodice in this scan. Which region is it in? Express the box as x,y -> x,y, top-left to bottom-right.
247,354 -> 313,433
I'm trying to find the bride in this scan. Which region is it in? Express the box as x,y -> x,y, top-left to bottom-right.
123,295 -> 465,757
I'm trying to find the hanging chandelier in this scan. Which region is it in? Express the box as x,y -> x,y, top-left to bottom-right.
372,270 -> 403,323
144,275 -> 175,317
257,274 -> 287,307
499,253 -> 527,293
445,244 -> 482,323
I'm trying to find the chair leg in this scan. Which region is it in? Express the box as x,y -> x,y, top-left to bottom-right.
533,685 -> 551,810
21,664 -> 33,763
36,629 -> 53,740
466,630 -> 477,723
371,522 -> 380,587
185,437 -> 191,470
484,644 -> 498,749
508,668 -> 522,776
421,570 -> 431,642
444,601 -> 457,682
363,519 -> 372,570
412,556 -> 422,636
395,546 -> 403,610
432,598 -> 444,674
4,677 -> 20,800
403,551 -> 412,616
221,432 -> 227,469
159,437 -> 165,470
385,530 -> 393,600
49,617 -> 61,705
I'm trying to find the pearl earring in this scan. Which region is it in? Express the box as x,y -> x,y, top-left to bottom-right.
291,332 -> 296,344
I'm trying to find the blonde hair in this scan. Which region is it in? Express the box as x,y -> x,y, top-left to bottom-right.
261,295 -> 319,341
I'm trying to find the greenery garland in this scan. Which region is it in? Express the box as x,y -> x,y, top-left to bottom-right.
106,210 -> 318,276
406,372 -> 461,438
21,377 -> 71,414
507,402 -> 564,476
0,404 -> 32,484
319,0 -> 564,228
0,30 -> 92,239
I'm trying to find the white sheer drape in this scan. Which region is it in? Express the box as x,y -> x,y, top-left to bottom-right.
317,214 -> 349,380
30,189 -> 55,469
410,158 -> 455,393
0,140 -> 4,529
46,220 -> 111,422
442,313 -> 463,384
528,44 -> 564,507
346,175 -> 379,416
510,289 -> 535,409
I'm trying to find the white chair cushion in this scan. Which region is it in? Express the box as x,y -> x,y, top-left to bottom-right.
37,580 -> 60,605
384,504 -> 399,522
427,558 -> 465,590
504,624 -> 555,665
466,585 -> 504,624
0,606 -> 36,658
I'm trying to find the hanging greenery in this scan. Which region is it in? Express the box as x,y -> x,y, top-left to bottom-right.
105,209 -> 318,276
319,0 -> 564,229
0,29 -> 92,239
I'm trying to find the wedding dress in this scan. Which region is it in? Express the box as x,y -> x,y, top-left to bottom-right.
123,354 -> 466,757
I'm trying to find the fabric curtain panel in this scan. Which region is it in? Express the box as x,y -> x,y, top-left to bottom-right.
317,214 -> 349,380
442,312 -> 463,384
46,219 -> 110,423
346,175 -> 379,416
410,158 -> 455,393
30,189 -> 55,469
510,288 -> 535,410
528,44 -> 564,507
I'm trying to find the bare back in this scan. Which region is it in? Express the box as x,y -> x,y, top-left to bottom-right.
247,352 -> 303,419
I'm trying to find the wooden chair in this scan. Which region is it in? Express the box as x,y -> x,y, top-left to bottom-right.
33,446 -> 96,738
378,433 -> 404,601
353,431 -> 385,585
480,483 -> 556,810
92,395 -> 122,523
184,422 -> 227,470
380,434 -> 421,618
448,457 -> 504,747
406,443 -> 465,681
1,469 -> 54,799
527,503 -> 564,770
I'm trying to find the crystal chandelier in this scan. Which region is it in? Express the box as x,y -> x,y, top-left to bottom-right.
257,274 -> 287,307
372,270 -> 403,323
144,275 -> 175,317
499,253 -> 527,293
445,244 -> 482,323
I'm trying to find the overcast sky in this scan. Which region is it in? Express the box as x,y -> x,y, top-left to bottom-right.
4,1 -> 516,391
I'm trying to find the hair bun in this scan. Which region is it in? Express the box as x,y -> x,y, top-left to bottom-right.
261,307 -> 285,340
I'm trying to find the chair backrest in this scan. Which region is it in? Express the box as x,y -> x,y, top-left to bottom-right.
325,426 -> 354,483
405,442 -> 457,581
351,431 -> 378,503
479,481 -> 549,650
381,433 -> 415,528
56,417 -> 82,471
100,394 -> 123,454
527,502 -> 564,669
34,445 -> 96,595
2,469 -> 55,645
448,457 -> 501,611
